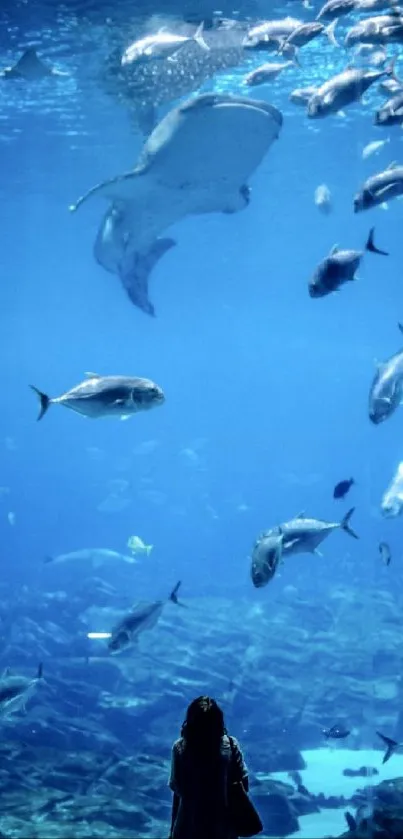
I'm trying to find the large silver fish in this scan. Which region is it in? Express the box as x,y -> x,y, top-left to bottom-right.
353,163 -> 403,210
307,62 -> 396,117
250,530 -> 284,588
368,324 -> 403,424
71,93 -> 283,316
260,508 -> 359,558
30,373 -> 165,420
107,582 -> 184,654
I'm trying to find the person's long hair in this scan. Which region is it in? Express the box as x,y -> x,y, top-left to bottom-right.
181,696 -> 226,754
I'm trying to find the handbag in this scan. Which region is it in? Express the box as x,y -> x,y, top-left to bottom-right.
227,737 -> 263,837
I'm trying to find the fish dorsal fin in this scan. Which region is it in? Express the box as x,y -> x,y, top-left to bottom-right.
84,371 -> 101,378
295,510 -> 305,518
398,322 -> 403,336
387,160 -> 398,170
2,666 -> 10,678
330,244 -> 339,256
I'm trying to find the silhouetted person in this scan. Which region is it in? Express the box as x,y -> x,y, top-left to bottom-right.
169,695 -> 248,839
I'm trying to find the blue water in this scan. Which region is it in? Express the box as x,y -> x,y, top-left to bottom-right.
1,0 -> 403,834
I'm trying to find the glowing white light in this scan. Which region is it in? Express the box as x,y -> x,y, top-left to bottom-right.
87,632 -> 112,640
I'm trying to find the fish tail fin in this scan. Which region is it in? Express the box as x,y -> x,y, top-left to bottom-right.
37,662 -> 43,679
366,227 -> 389,256
341,507 -> 359,540
169,581 -> 186,607
377,731 -> 399,763
193,22 -> 210,51
30,385 -> 51,420
119,238 -> 177,317
325,19 -> 338,47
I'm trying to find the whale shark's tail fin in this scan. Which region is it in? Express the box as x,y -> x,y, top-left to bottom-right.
119,238 -> 176,316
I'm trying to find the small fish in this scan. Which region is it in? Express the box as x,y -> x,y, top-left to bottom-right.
334,478 -> 354,499
362,138 -> 390,159
127,535 -> 153,557
309,228 -> 388,298
30,373 -> 165,421
317,0 -> 356,21
379,541 -> 391,565
244,60 -> 295,86
323,724 -> 351,739
307,60 -> 398,118
315,183 -> 332,214
377,731 -> 400,763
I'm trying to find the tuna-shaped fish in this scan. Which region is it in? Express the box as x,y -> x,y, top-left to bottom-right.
375,91 -> 403,125
250,529 -> 284,588
259,508 -> 359,561
308,228 -> 387,298
369,324 -> 403,424
307,60 -> 397,118
0,663 -> 43,718
107,582 -> 184,654
354,162 -> 403,210
30,373 -> 165,421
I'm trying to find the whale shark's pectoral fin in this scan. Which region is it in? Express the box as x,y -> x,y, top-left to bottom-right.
69,172 -> 142,212
118,238 -> 177,316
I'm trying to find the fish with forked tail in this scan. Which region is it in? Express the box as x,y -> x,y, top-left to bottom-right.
107,582 -> 185,654
377,731 -> 400,763
309,228 -> 388,298
253,508 -> 359,569
30,373 -> 165,421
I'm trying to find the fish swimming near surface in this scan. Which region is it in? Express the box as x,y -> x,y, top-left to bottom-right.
30,373 -> 165,420
377,731 -> 400,763
107,582 -> 184,654
44,548 -> 139,567
333,478 -> 354,499
323,724 -> 351,738
307,60 -> 397,118
258,508 -> 359,560
120,23 -> 209,65
250,529 -> 284,587
71,93 -> 283,316
345,13 -> 403,47
368,324 -> 403,424
317,0 -> 356,21
308,228 -> 388,298
0,663 -> 43,718
354,163 -> 403,210
379,541 -> 391,565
